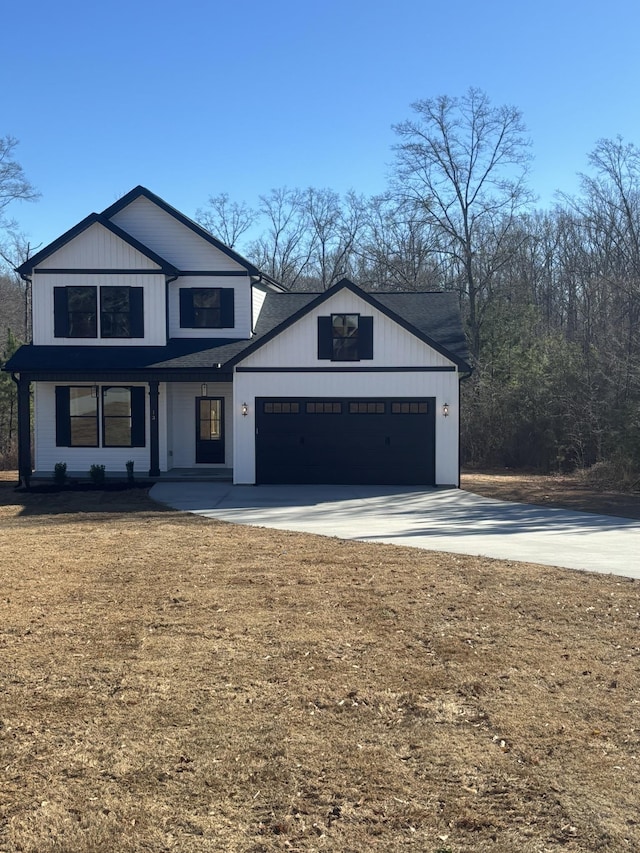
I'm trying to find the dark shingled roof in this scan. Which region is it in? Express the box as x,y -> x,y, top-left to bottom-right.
5,284 -> 471,375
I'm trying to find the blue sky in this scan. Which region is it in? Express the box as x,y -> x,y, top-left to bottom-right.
3,0 -> 640,251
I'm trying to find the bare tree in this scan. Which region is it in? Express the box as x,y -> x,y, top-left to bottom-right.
248,188 -> 315,287
392,88 -> 533,359
195,192 -> 258,248
0,136 -> 39,222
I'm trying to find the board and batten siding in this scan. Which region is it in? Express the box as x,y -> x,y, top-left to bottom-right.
233,371 -> 460,486
36,222 -> 165,271
109,196 -> 247,272
251,286 -> 268,332
238,290 -> 453,369
168,276 -> 252,339
33,381 -> 168,474
32,272 -> 167,346
167,382 -> 233,468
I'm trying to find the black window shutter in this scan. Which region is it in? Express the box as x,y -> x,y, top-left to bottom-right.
359,316 -> 373,359
220,289 -> 235,328
55,386 -> 71,446
129,288 -> 145,337
130,387 -> 146,447
54,288 -> 69,337
179,289 -> 194,327
317,316 -> 333,359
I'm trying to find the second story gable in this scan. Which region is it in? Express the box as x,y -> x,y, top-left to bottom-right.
18,187 -> 278,347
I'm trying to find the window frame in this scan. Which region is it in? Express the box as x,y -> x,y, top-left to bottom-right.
55,385 -> 146,448
100,286 -> 144,339
179,287 -> 235,329
317,314 -> 373,361
54,285 -> 143,339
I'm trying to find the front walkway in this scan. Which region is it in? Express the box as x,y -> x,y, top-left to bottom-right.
150,483 -> 640,579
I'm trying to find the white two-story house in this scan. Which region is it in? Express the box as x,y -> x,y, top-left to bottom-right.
5,186 -> 471,486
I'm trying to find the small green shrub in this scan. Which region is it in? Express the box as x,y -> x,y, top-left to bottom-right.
89,464 -> 106,486
126,459 -> 135,483
53,462 -> 67,486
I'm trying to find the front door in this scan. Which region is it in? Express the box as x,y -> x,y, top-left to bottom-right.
196,397 -> 225,463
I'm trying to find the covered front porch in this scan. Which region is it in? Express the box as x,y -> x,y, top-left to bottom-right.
12,369 -> 235,487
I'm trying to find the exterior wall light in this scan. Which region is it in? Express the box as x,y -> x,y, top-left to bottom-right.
442,403 -> 450,417
201,383 -> 208,397
242,401 -> 248,417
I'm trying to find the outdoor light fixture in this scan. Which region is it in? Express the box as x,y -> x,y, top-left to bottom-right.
201,383 -> 208,397
442,403 -> 450,417
241,401 -> 248,417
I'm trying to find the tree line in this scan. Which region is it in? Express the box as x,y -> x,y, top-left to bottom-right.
1,93 -> 639,481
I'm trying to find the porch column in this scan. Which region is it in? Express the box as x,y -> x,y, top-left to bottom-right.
13,374 -> 32,488
148,380 -> 160,477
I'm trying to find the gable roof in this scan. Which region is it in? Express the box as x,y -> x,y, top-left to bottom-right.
101,186 -> 283,286
229,278 -> 472,370
16,213 -> 179,277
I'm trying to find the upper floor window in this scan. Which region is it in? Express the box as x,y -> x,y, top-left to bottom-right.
101,287 -> 143,338
317,313 -> 373,361
54,286 -> 144,339
54,286 -> 97,338
179,287 -> 235,329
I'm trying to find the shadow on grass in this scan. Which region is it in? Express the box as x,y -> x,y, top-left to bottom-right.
0,481 -> 174,519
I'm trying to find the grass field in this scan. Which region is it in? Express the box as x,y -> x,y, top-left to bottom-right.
1,478 -> 639,852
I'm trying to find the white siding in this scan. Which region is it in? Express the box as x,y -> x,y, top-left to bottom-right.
32,272 -> 167,346
33,381 -> 163,475
168,276 -> 252,339
252,286 -> 268,331
167,382 -> 233,468
233,289 -> 462,486
109,197 -> 247,271
233,371 -> 460,486
37,222 -> 164,270
239,290 -> 452,369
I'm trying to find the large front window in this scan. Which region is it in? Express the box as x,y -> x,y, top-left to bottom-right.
55,385 -> 145,448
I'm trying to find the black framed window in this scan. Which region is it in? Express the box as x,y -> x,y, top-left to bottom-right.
54,286 -> 97,338
180,288 -> 235,328
100,287 -> 144,338
55,386 -> 98,446
54,286 -> 142,338
317,314 -> 373,361
332,313 -> 359,360
55,385 -> 145,447
102,387 -> 133,446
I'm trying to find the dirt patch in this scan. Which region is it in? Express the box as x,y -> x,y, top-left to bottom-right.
462,470 -> 640,520
1,483 -> 639,852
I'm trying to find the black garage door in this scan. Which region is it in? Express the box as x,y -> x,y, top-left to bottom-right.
255,397 -> 435,485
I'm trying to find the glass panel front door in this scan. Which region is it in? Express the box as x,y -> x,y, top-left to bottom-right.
196,397 -> 225,463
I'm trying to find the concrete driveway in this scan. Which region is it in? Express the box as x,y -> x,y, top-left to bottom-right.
150,483 -> 640,579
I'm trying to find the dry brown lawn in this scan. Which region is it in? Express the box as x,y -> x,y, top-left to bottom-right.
1,476 -> 639,852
